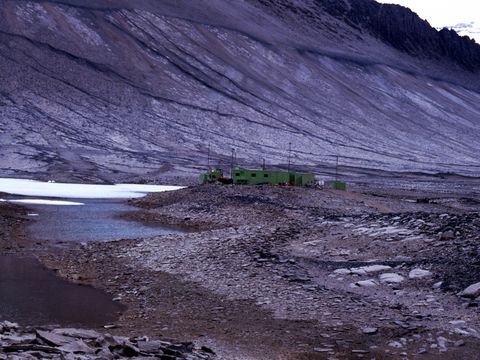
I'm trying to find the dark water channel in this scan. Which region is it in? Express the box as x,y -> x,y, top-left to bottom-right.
1,199 -> 184,327
0,256 -> 124,327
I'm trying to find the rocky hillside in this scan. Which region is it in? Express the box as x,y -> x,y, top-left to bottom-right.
1,0 -> 480,182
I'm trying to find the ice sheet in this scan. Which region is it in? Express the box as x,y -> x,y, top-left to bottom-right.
6,199 -> 84,206
0,178 -> 184,199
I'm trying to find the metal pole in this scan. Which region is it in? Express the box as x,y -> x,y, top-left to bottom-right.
231,148 -> 235,178
335,155 -> 339,182
207,143 -> 211,170
287,142 -> 292,172
262,158 -> 266,170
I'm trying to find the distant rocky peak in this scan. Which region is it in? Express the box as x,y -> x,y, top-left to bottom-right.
437,22 -> 480,45
254,0 -> 480,71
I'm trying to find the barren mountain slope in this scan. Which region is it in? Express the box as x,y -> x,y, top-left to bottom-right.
1,0 -> 480,182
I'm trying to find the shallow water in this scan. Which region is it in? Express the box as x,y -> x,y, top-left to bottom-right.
1,181 -> 184,326
26,200 -> 183,242
0,256 -> 124,327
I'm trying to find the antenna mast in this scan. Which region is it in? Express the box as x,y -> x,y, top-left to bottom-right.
335,155 -> 339,182
207,143 -> 211,170
231,148 -> 235,178
287,142 -> 292,172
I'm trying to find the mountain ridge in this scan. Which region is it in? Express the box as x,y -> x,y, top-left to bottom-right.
1,0 -> 480,182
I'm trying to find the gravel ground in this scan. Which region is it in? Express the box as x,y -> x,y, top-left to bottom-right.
36,184 -> 480,359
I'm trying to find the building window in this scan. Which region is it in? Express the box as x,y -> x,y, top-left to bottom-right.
251,173 -> 256,177
264,174 -> 269,177
235,173 -> 240,176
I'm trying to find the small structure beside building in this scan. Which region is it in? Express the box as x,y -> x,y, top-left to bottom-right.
199,169 -> 224,184
324,180 -> 347,191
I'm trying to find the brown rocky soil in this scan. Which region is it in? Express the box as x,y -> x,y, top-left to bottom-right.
35,184 -> 480,359
0,201 -> 32,253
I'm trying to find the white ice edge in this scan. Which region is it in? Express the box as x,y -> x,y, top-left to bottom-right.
4,199 -> 85,206
0,178 -> 185,199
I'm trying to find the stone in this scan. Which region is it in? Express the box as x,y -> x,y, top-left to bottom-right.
351,349 -> 369,354
361,327 -> 378,335
36,330 -> 76,347
53,328 -> 101,339
454,340 -> 465,347
0,334 -> 36,344
458,282 -> 480,298
58,339 -> 95,354
352,279 -> 379,287
437,337 -> 447,352
439,230 -> 455,240
1,321 -> 19,331
333,268 -> 351,275
409,269 -> 432,279
448,320 -> 466,325
0,322 -> 212,360
379,273 -> 405,284
103,324 -> 118,329
94,349 -> 115,360
350,268 -> 368,276
388,341 -> 403,348
138,340 -> 163,353
351,265 -> 392,274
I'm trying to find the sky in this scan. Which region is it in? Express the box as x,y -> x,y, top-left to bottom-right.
376,0 -> 478,27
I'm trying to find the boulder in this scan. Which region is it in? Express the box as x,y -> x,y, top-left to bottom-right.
439,230 -> 455,240
53,328 -> 101,340
351,279 -> 379,288
138,340 -> 163,353
379,273 -> 405,284
408,268 -> 432,279
352,265 -> 392,274
361,327 -> 378,335
458,282 -> 480,298
36,330 -> 76,347
333,268 -> 351,275
58,339 -> 95,354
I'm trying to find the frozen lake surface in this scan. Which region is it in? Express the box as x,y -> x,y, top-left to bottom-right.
0,178 -> 184,199
0,178 -> 186,242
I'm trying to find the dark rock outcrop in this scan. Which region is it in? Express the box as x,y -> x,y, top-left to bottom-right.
256,0 -> 480,71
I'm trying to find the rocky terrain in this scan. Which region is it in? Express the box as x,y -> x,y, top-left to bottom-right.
0,320 -> 213,359
1,0 -> 480,182
0,200 -> 32,253
36,183 -> 480,359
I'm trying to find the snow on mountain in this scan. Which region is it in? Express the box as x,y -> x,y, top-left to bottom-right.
0,0 -> 480,182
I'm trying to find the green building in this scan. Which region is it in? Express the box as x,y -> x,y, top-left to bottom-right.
199,169 -> 224,184
232,168 -> 315,187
